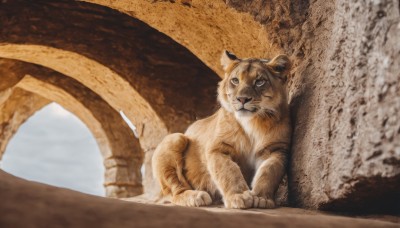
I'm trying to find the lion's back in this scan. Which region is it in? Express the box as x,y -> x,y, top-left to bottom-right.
185,110 -> 220,141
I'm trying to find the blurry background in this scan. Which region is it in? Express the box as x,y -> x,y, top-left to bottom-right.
0,103 -> 104,196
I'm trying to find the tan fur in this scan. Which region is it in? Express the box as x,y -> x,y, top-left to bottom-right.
152,51 -> 292,209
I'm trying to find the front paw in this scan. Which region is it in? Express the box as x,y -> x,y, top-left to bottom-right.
172,190 -> 213,207
252,194 -> 275,209
224,190 -> 253,209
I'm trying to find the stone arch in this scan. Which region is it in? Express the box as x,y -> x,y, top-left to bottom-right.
0,59 -> 143,197
0,89 -> 50,161
0,1 -> 220,194
0,59 -> 50,160
0,45 -> 171,194
0,0 -> 219,137
82,0 -> 276,76
18,76 -> 114,159
0,44 -> 167,152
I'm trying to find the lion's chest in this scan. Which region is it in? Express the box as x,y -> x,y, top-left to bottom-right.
230,135 -> 261,185
232,118 -> 272,168
236,118 -> 270,150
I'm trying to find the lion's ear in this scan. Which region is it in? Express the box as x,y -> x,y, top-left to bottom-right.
221,50 -> 239,71
266,54 -> 291,83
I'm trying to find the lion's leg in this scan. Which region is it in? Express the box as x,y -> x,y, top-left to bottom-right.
251,148 -> 287,209
152,133 -> 212,207
207,143 -> 253,209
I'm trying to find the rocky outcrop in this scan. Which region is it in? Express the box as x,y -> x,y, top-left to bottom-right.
286,0 -> 400,212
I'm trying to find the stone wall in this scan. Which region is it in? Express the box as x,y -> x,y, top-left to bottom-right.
286,0 -> 400,212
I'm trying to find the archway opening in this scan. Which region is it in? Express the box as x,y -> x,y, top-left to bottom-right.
0,102 -> 104,196
0,0 -> 222,197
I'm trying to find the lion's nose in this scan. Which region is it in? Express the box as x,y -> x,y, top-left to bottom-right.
236,97 -> 253,105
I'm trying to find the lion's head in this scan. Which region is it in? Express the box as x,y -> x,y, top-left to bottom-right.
218,50 -> 291,119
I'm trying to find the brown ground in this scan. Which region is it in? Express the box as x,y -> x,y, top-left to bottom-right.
1,170 -> 398,228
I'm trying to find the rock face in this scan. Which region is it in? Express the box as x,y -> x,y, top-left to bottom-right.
286,0 -> 400,212
0,0 -> 399,214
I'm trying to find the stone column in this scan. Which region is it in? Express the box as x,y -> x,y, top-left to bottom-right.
104,157 -> 143,198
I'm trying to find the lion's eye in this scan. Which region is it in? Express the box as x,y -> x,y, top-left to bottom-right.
255,79 -> 266,87
231,78 -> 239,85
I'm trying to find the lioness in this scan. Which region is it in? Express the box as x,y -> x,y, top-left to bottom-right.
152,50 -> 291,209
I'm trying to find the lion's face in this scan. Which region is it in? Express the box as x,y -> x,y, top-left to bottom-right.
218,51 -> 291,119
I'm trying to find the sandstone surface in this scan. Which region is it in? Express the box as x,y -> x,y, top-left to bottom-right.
0,170 -> 398,228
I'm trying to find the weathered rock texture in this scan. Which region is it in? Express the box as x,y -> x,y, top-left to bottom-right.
286,0 -> 400,212
0,0 -> 399,215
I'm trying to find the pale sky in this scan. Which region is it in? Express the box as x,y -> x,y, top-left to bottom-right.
0,102 -> 105,196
